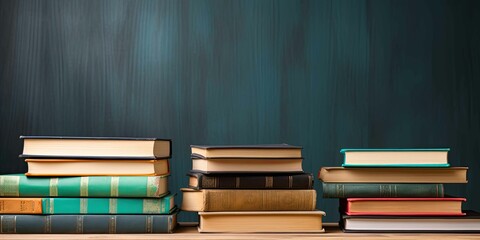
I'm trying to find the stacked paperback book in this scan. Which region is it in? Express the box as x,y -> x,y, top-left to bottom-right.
319,148 -> 479,232
181,144 -> 325,233
0,136 -> 177,234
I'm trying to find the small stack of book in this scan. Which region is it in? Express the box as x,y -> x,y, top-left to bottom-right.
181,144 -> 325,233
0,136 -> 177,234
319,148 -> 479,233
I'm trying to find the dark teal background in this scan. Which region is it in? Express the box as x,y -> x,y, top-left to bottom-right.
0,0 -> 479,222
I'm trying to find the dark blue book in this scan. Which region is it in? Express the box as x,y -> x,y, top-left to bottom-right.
0,209 -> 178,233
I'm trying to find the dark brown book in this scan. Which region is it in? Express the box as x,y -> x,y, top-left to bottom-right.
188,172 -> 313,189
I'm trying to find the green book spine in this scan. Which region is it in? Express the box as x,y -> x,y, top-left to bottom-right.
322,183 -> 444,198
0,210 -> 178,233
0,174 -> 168,197
41,194 -> 175,214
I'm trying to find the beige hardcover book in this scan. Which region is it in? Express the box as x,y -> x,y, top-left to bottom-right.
25,159 -> 169,176
181,188 -> 316,212
0,198 -> 42,214
341,149 -> 449,166
318,167 -> 468,183
198,211 -> 326,233
191,144 -> 302,158
192,158 -> 303,172
21,136 -> 171,158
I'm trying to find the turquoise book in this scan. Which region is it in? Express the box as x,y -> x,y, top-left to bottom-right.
0,174 -> 168,197
340,148 -> 450,167
0,194 -> 176,214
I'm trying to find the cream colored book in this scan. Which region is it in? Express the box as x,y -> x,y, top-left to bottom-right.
21,136 -> 171,159
25,159 -> 169,176
198,211 -> 326,233
340,148 -> 450,167
191,144 -> 302,158
192,158 -> 303,173
181,188 -> 316,212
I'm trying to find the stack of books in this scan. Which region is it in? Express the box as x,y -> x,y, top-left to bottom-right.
0,136 -> 177,234
181,144 -> 325,233
319,148 -> 479,233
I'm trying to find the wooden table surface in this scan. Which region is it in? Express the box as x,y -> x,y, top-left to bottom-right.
0,223 -> 479,239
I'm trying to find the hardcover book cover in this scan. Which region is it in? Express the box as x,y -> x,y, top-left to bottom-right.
0,210 -> 178,233
198,211 -> 325,233
191,144 -> 302,159
340,211 -> 480,233
188,172 -> 313,189
0,174 -> 169,197
342,198 -> 466,216
181,188 -> 316,212
322,183 -> 444,198
21,136 -> 172,159
0,195 -> 176,214
340,148 -> 450,167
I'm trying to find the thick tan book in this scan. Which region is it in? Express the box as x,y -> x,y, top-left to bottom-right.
198,211 -> 326,233
319,167 -> 468,183
25,159 -> 169,176
342,198 -> 465,216
181,188 -> 316,211
21,136 -> 171,159
191,144 -> 302,158
0,198 -> 42,214
192,158 -> 303,173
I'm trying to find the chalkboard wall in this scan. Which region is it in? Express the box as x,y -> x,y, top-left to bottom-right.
0,0 -> 479,222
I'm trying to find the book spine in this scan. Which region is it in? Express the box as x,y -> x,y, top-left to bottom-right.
0,198 -> 42,214
41,195 -> 174,214
323,183 -> 444,198
0,213 -> 177,233
197,174 -> 313,189
204,190 -> 316,211
0,175 -> 166,197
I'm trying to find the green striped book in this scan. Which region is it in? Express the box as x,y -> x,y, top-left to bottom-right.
340,148 -> 450,167
0,174 -> 168,197
0,210 -> 178,233
0,194 -> 175,214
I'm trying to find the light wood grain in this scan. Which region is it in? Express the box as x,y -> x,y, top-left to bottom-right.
0,223 -> 478,239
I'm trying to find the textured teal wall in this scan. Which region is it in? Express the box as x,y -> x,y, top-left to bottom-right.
0,0 -> 479,222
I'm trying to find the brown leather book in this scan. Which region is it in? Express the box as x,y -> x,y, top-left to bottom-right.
188,172 -> 313,189
181,188 -> 316,212
0,198 -> 42,214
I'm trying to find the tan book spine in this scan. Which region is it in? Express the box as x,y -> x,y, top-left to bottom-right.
0,198 -> 43,214
204,190 -> 316,211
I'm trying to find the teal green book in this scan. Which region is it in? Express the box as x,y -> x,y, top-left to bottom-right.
0,194 -> 176,214
322,183 -> 444,198
0,174 -> 168,197
340,148 -> 450,167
